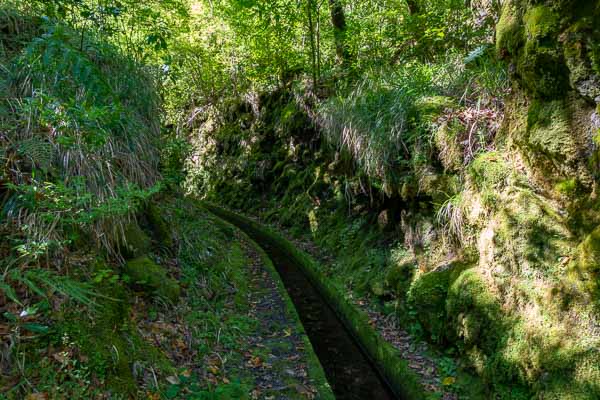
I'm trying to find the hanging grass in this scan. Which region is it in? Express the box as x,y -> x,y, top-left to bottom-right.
0,11 -> 162,256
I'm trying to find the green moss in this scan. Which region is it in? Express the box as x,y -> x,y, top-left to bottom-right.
146,202 -> 174,247
469,152 -> 510,191
385,259 -> 416,299
515,5 -> 569,98
496,1 -> 523,55
526,99 -> 576,161
121,222 -> 152,259
555,178 -> 578,196
123,256 -> 181,302
434,120 -> 464,171
518,48 -> 570,98
370,279 -> 387,297
408,269 -> 450,343
523,6 -> 559,39
446,270 -> 506,353
54,280 -> 173,397
417,170 -> 460,204
494,188 -> 571,275
415,96 -> 456,125
407,262 -> 471,344
573,225 -> 600,296
562,19 -> 596,85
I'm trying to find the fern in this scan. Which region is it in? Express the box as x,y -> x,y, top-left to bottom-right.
8,268 -> 101,307
0,280 -> 21,305
17,136 -> 54,171
464,44 -> 488,65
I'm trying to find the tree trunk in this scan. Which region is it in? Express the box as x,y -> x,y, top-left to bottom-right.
328,0 -> 348,65
406,0 -> 420,15
307,0 -> 318,87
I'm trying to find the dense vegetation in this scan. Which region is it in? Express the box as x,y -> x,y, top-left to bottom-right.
1,0 -> 599,399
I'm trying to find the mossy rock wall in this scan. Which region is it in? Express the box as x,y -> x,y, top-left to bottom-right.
119,222 -> 152,259
497,0 -> 600,191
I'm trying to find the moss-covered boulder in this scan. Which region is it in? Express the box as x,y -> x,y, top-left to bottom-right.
446,269 -> 507,355
146,202 -> 174,247
385,257 -> 416,299
123,256 -> 181,302
120,222 -> 152,259
407,269 -> 451,343
407,261 -> 469,344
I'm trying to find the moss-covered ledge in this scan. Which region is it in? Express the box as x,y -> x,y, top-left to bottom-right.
203,203 -> 428,400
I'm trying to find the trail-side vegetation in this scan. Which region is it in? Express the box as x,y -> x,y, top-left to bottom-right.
1,0 -> 600,399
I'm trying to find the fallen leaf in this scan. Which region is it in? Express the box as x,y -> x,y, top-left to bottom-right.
208,366 -> 219,374
25,393 -> 48,400
251,356 -> 262,368
442,376 -> 456,386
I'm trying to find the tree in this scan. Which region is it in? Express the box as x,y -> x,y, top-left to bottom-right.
406,0 -> 420,14
328,0 -> 348,65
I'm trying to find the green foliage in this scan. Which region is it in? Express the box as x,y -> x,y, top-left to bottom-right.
0,7 -> 162,260
1,267 -> 99,307
469,152 -> 510,191
318,63 -> 442,191
123,256 -> 181,302
21,0 -> 190,60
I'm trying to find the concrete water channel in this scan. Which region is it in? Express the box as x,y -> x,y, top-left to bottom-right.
206,205 -> 403,400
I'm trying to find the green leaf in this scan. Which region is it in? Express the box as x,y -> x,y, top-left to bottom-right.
22,323 -> 50,334
165,384 -> 180,399
3,312 -> 17,323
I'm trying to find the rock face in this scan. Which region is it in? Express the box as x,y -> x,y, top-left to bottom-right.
498,0 -> 600,191
433,2 -> 600,397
